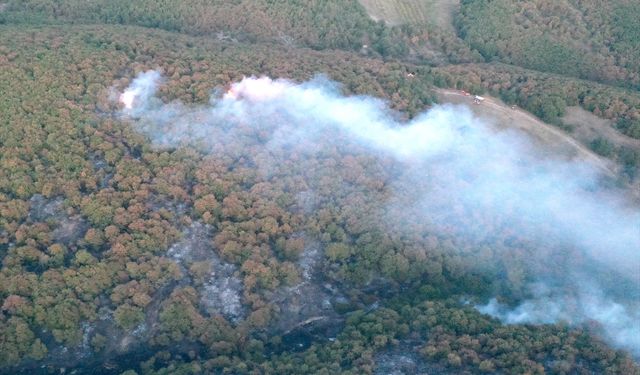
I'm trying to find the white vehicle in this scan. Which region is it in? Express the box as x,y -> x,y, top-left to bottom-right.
473,95 -> 485,104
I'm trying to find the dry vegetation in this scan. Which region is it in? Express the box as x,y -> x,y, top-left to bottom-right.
0,1 -> 639,374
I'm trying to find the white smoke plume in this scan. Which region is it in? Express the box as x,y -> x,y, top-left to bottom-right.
119,70 -> 162,112
118,70 -> 640,355
477,285 -> 640,355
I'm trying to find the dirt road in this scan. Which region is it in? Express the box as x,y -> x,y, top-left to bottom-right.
435,89 -> 617,177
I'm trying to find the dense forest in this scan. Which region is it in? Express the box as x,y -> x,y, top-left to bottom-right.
456,0 -> 640,90
4,0 -> 640,144
0,1 -> 639,374
2,0 -> 410,55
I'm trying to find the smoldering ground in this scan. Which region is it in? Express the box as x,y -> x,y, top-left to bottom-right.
118,70 -> 640,356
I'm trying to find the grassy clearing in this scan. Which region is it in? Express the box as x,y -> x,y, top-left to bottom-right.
358,0 -> 459,30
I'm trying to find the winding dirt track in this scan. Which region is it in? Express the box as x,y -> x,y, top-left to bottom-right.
435,89 -> 617,177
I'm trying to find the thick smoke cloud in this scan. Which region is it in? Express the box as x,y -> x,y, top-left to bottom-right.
120,70 -> 163,112
118,70 -> 640,355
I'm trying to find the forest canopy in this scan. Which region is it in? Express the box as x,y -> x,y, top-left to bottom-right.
0,1 -> 639,374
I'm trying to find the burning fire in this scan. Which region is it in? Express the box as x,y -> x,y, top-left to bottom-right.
119,90 -> 136,109
223,77 -> 289,102
119,75 -> 288,111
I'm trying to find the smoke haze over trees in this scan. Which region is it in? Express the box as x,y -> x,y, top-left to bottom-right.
121,70 -> 640,357
0,2 -> 639,374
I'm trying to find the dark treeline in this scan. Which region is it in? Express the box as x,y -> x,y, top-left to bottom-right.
456,0 -> 640,90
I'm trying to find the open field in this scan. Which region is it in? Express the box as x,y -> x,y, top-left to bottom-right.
358,0 -> 459,30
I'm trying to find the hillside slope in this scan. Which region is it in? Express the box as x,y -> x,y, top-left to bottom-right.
1,3 -> 639,374
455,0 -> 640,90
